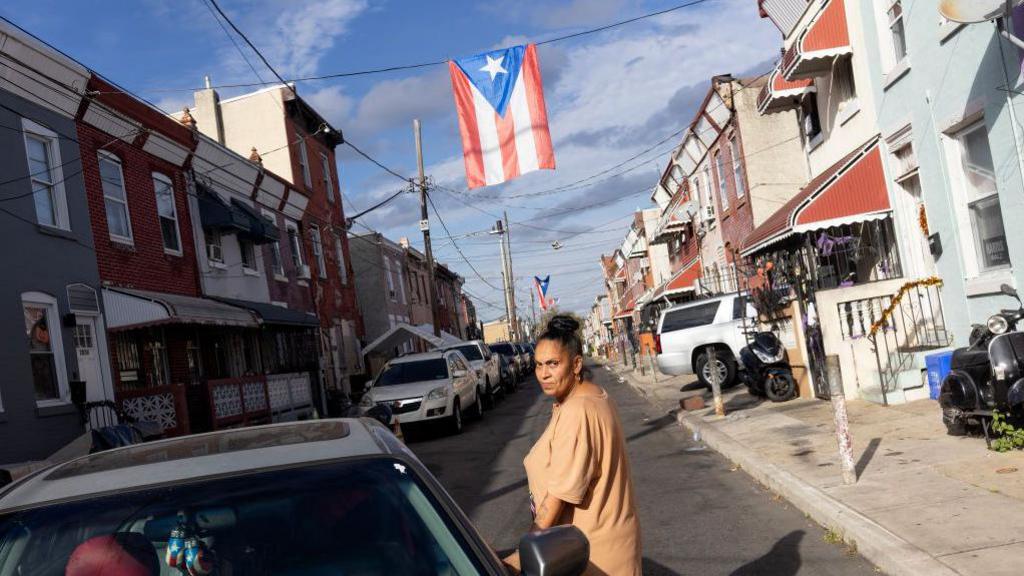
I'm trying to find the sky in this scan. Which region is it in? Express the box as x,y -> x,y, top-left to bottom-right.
0,0 -> 783,321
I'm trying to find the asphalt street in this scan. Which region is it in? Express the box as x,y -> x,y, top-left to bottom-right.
409,364 -> 881,575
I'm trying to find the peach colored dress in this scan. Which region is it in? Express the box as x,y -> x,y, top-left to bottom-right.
524,389 -> 641,576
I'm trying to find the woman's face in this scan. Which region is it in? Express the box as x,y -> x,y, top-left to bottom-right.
535,339 -> 582,400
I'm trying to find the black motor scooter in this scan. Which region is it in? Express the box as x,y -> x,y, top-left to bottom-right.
939,284 -> 1024,440
739,331 -> 796,402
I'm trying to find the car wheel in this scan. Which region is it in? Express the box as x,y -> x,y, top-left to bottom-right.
448,399 -> 463,435
765,372 -> 796,402
483,377 -> 496,410
473,386 -> 485,419
942,407 -> 967,436
696,349 -> 736,389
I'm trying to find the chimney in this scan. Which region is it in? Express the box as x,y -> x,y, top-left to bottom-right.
193,75 -> 225,144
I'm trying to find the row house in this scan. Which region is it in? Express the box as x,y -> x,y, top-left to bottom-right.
435,263 -> 467,339
183,83 -> 363,396
0,22 -> 108,463
744,0 -> 937,402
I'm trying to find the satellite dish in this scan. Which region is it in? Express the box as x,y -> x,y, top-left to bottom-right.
939,0 -> 1022,23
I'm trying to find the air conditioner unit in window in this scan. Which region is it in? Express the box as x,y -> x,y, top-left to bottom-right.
298,264 -> 312,279
702,205 -> 716,222
640,257 -> 650,269
207,243 -> 223,264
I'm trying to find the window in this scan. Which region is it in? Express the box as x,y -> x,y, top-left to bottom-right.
703,166 -> 714,216
660,301 -> 720,333
952,122 -> 1009,272
730,136 -> 746,199
321,153 -> 334,202
298,139 -> 312,188
309,225 -> 327,278
286,220 -> 305,268
153,173 -> 181,253
667,164 -> 685,196
834,58 -> 857,108
887,0 -> 907,64
98,151 -> 133,241
396,260 -> 407,304
800,96 -> 822,142
22,292 -> 67,405
240,238 -> 257,271
335,234 -> 348,283
385,257 -> 396,300
715,151 -> 729,211
204,230 -> 224,264
263,209 -> 285,277
22,119 -> 69,230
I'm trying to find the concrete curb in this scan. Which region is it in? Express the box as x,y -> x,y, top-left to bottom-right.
676,409 -> 961,576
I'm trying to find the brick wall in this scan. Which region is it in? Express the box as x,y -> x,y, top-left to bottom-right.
76,122 -> 200,295
714,127 -> 756,264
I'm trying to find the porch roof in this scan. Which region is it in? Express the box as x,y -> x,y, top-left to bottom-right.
362,323 -> 463,357
102,288 -> 258,330
757,65 -> 815,115
213,297 -> 318,327
741,136 -> 890,256
781,0 -> 851,80
652,257 -> 702,301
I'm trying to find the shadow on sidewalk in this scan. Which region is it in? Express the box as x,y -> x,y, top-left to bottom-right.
728,530 -> 804,575
626,412 -> 678,444
855,437 -> 882,480
642,557 -> 683,575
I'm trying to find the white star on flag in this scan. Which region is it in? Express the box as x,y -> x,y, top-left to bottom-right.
479,55 -> 507,80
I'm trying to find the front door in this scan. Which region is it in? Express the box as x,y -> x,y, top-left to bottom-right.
75,317 -> 115,427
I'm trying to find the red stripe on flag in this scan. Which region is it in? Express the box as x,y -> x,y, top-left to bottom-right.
449,61 -> 486,189
495,106 -> 520,183
522,44 -> 555,170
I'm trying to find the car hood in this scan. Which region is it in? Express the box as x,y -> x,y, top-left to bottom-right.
368,380 -> 449,402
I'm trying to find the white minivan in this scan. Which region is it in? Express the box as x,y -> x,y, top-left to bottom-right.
361,350 -> 481,434
655,293 -> 754,388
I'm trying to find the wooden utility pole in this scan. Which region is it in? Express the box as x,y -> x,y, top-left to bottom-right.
414,119 -> 440,338
827,355 -> 857,484
503,212 -> 519,340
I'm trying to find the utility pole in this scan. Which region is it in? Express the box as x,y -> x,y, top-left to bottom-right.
414,119 -> 440,338
491,218 -> 518,341
504,212 -> 519,340
530,287 -> 538,337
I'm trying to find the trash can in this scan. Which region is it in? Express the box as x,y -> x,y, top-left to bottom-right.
925,350 -> 954,400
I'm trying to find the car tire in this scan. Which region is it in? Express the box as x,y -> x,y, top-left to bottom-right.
473,386 -> 485,420
696,349 -> 736,390
448,399 -> 463,435
483,377 -> 496,410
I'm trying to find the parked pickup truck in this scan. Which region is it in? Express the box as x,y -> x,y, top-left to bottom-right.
655,293 -> 754,388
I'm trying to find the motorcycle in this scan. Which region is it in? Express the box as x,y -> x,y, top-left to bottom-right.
739,331 -> 797,402
939,284 -> 1024,439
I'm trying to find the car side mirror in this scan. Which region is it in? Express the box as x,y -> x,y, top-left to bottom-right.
518,525 -> 589,576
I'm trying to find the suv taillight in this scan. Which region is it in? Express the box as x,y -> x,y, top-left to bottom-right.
654,333 -> 662,355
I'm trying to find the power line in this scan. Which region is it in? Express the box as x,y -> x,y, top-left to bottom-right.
136,0 -> 719,93
425,191 -> 500,291
200,0 -> 266,86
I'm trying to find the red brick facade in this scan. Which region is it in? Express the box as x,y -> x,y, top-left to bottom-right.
712,126 -> 755,265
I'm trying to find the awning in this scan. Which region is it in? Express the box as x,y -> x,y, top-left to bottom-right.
652,257 -> 702,300
414,323 -> 464,346
197,185 -> 249,233
230,199 -> 280,244
102,288 -> 258,330
362,323 -> 461,356
781,0 -> 851,80
613,308 -> 635,320
213,297 -> 318,327
757,65 -> 815,114
742,136 -> 890,256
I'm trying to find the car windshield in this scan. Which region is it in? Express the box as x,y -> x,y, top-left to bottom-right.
449,345 -> 482,361
376,359 -> 449,386
490,343 -> 514,355
0,458 -> 484,576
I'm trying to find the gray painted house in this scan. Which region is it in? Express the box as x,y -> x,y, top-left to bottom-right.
0,23 -> 113,465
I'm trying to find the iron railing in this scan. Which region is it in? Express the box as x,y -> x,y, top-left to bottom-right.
843,280 -> 950,404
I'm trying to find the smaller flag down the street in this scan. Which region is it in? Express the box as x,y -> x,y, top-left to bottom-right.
449,44 -> 555,189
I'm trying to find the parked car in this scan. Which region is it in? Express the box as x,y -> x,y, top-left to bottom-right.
655,293 -> 754,389
497,354 -> 515,392
516,342 -> 535,372
0,420 -> 590,576
443,340 -> 503,408
489,342 -> 523,388
361,350 -> 481,434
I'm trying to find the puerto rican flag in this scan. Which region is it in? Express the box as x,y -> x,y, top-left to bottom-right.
534,275 -> 554,311
449,44 -> 555,189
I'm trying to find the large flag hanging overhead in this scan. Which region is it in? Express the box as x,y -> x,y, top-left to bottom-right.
449,44 -> 555,189
534,276 -> 554,311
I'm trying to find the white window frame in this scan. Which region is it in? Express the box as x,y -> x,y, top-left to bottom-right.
204,229 -> 225,266
298,139 -> 312,188
385,257 -> 396,301
152,172 -> 182,255
22,291 -> 69,407
310,224 -> 327,278
262,208 -> 286,279
396,259 -> 407,304
321,153 -> 335,203
714,150 -> 729,211
886,0 -> 907,67
286,219 -> 306,269
97,150 -> 134,244
22,118 -> 70,231
239,237 -> 258,273
730,135 -> 746,199
335,234 -> 348,284
945,119 -> 1010,279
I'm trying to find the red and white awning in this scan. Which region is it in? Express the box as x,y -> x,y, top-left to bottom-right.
757,65 -> 816,114
781,0 -> 852,80
650,257 -> 702,301
742,136 -> 891,256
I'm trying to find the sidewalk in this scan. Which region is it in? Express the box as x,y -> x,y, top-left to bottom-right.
603,360 -> 1024,576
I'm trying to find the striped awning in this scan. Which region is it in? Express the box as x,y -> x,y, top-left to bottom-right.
742,136 -> 891,256
757,65 -> 816,114
103,288 -> 258,330
781,0 -> 852,80
651,257 -> 702,301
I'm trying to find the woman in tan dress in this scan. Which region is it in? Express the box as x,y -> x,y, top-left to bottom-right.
504,315 -> 642,575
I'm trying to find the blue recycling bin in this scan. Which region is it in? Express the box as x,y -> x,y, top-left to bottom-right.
925,350 -> 954,400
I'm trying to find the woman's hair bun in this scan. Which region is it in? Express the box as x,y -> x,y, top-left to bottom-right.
547,314 -> 579,335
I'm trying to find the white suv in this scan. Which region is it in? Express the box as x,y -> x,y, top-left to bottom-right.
655,293 -> 754,388
443,340 -> 501,407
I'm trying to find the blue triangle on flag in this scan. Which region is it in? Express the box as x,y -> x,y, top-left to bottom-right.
453,45 -> 525,117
